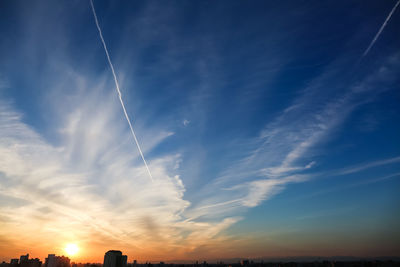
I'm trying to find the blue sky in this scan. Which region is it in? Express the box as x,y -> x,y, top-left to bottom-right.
0,0 -> 399,261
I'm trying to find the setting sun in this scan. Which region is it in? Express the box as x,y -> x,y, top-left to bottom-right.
64,243 -> 79,256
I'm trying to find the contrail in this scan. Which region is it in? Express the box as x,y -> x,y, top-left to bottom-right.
362,0 -> 400,57
90,0 -> 154,182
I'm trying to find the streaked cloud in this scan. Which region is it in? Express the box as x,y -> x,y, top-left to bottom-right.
184,53 -> 400,222
362,0 -> 400,57
334,156 -> 400,176
1,0 -> 399,261
0,76 -> 231,260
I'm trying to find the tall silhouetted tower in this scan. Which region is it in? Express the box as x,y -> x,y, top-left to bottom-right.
20,254 -> 29,263
103,251 -> 127,267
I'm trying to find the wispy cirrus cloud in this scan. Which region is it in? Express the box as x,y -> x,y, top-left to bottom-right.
0,72 -> 239,260
185,53 -> 400,221
334,156 -> 400,176
1,0 -> 400,260
294,172 -> 400,202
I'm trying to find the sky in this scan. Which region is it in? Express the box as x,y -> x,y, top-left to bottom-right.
0,0 -> 400,263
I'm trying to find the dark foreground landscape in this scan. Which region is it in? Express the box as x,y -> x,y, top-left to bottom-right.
2,251 -> 400,267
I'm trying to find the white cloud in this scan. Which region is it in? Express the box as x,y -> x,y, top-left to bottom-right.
183,53 -> 400,222
333,156 -> 400,176
1,0 -> 399,256
0,74 -> 236,259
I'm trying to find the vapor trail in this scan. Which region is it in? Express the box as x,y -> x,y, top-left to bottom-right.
362,0 -> 400,57
90,0 -> 154,182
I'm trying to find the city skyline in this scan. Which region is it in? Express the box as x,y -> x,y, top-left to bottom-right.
0,0 -> 400,263
2,251 -> 399,265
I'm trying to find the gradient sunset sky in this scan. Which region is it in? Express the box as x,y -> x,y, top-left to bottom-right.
0,0 -> 400,263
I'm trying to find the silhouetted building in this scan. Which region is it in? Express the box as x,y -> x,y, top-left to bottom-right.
20,255 -> 29,263
10,259 -> 19,267
45,255 -> 70,267
19,254 -> 41,267
21,258 -> 41,267
240,260 -> 249,266
103,251 -> 127,267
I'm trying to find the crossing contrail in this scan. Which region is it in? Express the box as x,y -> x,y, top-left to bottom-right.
90,0 -> 154,182
362,0 -> 400,57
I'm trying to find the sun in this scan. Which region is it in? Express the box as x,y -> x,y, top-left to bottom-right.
64,243 -> 79,256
